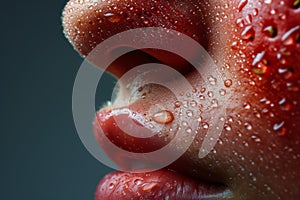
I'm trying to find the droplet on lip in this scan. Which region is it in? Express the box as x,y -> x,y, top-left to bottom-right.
108,182 -> 115,189
152,110 -> 174,124
142,182 -> 158,191
104,12 -> 122,23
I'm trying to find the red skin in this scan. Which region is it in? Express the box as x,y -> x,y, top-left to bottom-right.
62,0 -> 300,199
95,169 -> 230,200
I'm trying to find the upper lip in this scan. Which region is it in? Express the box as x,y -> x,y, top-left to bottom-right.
93,102 -> 230,185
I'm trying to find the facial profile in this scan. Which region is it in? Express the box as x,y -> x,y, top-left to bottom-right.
62,0 -> 300,199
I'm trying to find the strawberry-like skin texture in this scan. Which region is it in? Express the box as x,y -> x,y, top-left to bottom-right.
233,0 -> 300,84
230,0 -> 300,137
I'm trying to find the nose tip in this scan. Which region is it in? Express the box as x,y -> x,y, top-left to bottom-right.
62,0 -> 209,77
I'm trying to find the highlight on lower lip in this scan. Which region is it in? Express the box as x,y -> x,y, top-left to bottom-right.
95,169 -> 233,200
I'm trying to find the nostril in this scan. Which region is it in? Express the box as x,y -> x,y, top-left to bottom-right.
105,48 -> 160,78
105,48 -> 195,79
86,41 -> 195,78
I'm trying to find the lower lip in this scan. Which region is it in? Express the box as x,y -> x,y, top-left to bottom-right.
95,169 -> 233,200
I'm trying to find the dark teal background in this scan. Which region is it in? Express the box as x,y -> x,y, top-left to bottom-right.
1,0 -> 114,199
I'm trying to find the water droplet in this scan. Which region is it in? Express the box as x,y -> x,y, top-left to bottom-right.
252,51 -> 265,66
152,110 -> 174,124
278,98 -> 286,105
251,135 -> 261,143
264,26 -> 277,37
243,141 -> 249,147
182,100 -> 189,108
270,9 -> 276,14
252,8 -> 259,16
199,95 -> 206,100
264,0 -> 272,4
143,20 -> 149,25
279,98 -> 293,111
174,101 -> 182,108
252,52 -> 269,75
207,91 -> 214,97
282,26 -> 300,45
245,14 -> 252,25
197,116 -> 202,122
237,0 -> 248,12
236,18 -> 245,28
190,100 -> 197,107
243,102 -> 251,109
225,124 -> 232,131
273,121 -> 287,136
241,25 -> 255,40
278,67 -> 295,80
202,122 -> 209,129
142,183 -> 158,191
208,76 -> 217,85
104,13 -> 121,23
219,89 -> 226,96
224,79 -> 233,87
186,127 -> 192,133
273,121 -> 285,131
231,41 -> 239,50
182,121 -> 188,127
186,110 -> 193,117
244,122 -> 253,130
133,178 -> 143,185
108,182 -> 115,189
211,99 -> 219,108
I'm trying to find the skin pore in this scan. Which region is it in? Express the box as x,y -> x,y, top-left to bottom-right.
62,0 -> 300,199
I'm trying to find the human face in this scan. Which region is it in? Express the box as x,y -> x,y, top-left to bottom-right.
62,0 -> 300,199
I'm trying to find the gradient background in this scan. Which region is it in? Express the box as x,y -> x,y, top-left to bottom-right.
1,0 -> 115,199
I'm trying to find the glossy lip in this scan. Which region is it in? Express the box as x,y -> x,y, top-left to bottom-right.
95,169 -> 234,199
93,104 -> 234,199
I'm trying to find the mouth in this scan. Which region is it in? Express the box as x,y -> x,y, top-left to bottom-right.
89,30 -> 233,198
93,92 -> 233,199
95,169 -> 233,199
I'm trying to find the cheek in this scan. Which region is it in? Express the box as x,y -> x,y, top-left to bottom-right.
191,0 -> 300,196
225,0 -> 300,171
177,68 -> 300,197
169,0 -> 300,195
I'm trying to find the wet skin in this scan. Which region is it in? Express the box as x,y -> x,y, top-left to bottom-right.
62,0 -> 300,199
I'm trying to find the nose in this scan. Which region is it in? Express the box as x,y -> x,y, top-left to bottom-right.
62,0 -> 211,78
